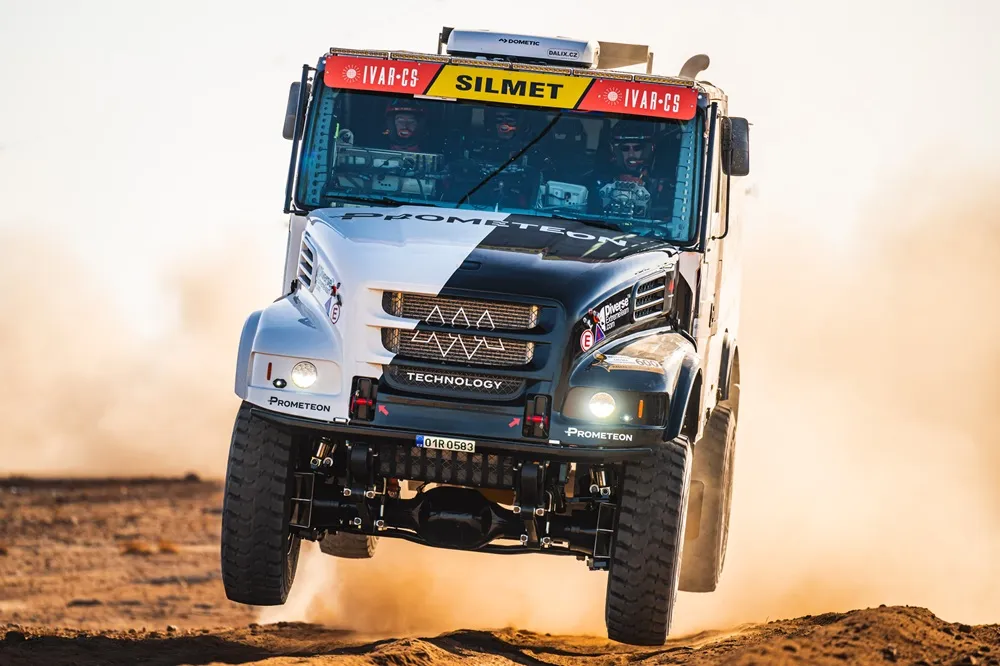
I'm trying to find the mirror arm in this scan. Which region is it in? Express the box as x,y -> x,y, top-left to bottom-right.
712,159 -> 732,241
284,64 -> 313,215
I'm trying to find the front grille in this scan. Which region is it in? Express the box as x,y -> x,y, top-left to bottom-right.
383,364 -> 525,399
377,443 -> 517,489
383,292 -> 539,331
382,328 -> 534,367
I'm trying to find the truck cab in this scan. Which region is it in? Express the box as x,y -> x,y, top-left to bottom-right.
221,27 -> 750,646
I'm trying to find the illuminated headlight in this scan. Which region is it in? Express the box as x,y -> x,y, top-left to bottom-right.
588,392 -> 616,418
290,361 -> 318,389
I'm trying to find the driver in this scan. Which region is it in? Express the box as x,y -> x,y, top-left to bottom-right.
588,120 -> 660,217
474,107 -> 533,163
608,120 -> 655,183
383,99 -> 428,152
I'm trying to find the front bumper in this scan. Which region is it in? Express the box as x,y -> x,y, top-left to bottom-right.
250,406 -> 653,462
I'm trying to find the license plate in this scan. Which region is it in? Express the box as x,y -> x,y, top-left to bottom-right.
415,435 -> 476,453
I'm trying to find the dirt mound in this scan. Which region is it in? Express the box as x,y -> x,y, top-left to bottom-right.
4,606 -> 998,665
2,477 -> 998,666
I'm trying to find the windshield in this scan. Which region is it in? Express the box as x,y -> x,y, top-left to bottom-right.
295,82 -> 704,244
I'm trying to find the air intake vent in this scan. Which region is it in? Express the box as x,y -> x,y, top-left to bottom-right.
632,272 -> 672,321
297,234 -> 317,288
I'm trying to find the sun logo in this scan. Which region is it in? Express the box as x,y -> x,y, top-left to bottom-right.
342,66 -> 359,81
602,87 -> 622,105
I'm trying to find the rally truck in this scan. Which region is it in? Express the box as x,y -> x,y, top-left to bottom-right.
221,27 -> 749,645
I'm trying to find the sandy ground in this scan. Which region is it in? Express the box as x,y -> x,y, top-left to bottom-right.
2,477 -> 998,666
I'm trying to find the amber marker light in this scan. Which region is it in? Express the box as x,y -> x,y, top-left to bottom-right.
638,399 -> 645,420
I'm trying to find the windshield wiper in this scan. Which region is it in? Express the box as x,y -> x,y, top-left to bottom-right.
455,112 -> 564,207
541,211 -> 628,235
326,194 -> 407,208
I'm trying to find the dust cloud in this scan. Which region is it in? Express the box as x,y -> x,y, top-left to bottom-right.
260,168 -> 1000,638
1,174 -> 997,637
0,230 -> 281,478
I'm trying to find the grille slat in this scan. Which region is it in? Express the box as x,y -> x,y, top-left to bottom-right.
383,328 -> 533,367
633,274 -> 668,321
383,292 -> 539,331
297,234 -> 317,288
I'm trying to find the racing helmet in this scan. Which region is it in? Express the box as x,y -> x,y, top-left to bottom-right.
385,98 -> 425,145
610,120 -> 655,174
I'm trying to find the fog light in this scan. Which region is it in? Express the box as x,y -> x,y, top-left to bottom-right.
589,392 -> 616,418
290,361 -> 318,389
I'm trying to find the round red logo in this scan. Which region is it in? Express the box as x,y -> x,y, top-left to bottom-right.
580,329 -> 594,351
329,304 -> 341,324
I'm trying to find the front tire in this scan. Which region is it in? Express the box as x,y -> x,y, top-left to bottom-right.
221,402 -> 301,605
605,436 -> 692,645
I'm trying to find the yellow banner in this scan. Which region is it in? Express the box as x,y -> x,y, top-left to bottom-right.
426,65 -> 591,109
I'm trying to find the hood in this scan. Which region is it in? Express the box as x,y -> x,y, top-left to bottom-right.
307,205 -> 677,303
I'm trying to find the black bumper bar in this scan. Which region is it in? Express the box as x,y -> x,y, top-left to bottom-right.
250,407 -> 652,462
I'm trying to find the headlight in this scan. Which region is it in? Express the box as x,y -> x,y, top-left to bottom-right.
588,392 -> 616,418
290,361 -> 318,389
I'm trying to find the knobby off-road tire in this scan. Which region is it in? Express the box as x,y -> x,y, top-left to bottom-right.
221,403 -> 301,605
679,402 -> 737,593
319,532 -> 378,559
605,436 -> 692,645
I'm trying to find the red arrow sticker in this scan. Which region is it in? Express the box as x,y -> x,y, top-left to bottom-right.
378,405 -> 389,416
509,417 -> 521,428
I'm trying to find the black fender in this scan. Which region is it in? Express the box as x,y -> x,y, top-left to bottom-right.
565,329 -> 701,441
666,353 -> 701,441
717,333 -> 737,403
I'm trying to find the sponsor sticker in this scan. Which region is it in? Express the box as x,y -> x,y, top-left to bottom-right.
578,79 -> 698,120
580,289 -> 632,351
321,277 -> 342,325
324,55 -> 442,94
268,396 -> 332,413
321,211 -> 636,248
425,65 -> 592,109
499,37 -> 540,46
592,353 -> 664,373
405,370 -> 513,391
565,427 -> 633,442
323,55 -> 698,121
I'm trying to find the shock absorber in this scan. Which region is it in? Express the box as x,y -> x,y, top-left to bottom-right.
310,437 -> 335,471
589,466 -> 611,498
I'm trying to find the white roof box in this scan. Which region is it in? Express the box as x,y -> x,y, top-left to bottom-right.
444,29 -> 599,68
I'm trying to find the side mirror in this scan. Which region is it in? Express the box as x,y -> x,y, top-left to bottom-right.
721,117 -> 750,177
282,81 -> 302,141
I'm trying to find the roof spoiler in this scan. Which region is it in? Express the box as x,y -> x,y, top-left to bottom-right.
596,41 -> 653,73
